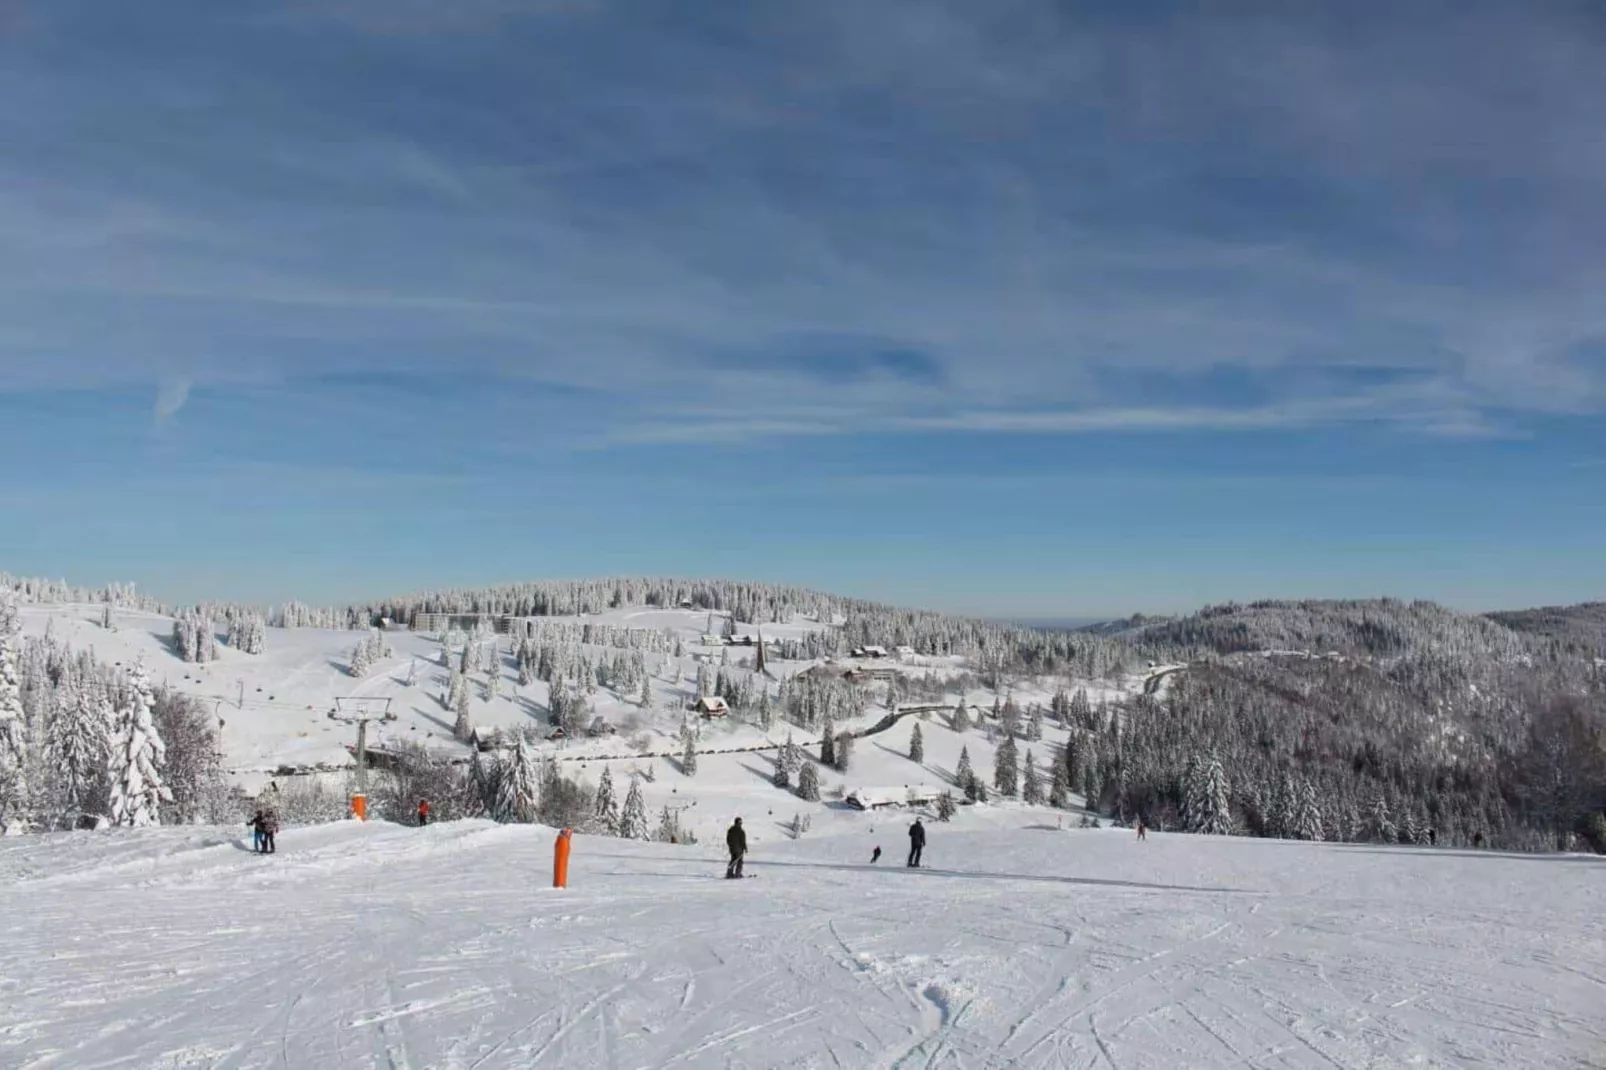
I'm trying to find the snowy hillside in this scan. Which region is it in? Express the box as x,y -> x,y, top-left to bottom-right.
13,602 -> 1136,842
1,822 -> 1600,1068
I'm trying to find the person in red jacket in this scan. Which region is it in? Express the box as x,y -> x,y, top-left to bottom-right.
417,799 -> 430,827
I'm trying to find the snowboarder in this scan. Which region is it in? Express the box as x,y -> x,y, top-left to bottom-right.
726,817 -> 747,879
417,799 -> 430,827
247,809 -> 267,853
871,846 -> 882,864
907,818 -> 925,868
1136,819 -> 1147,842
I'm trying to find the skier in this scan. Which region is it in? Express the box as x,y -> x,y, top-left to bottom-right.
871,845 -> 882,864
907,818 -> 925,868
726,817 -> 747,879
259,807 -> 278,854
1136,818 -> 1147,842
247,809 -> 267,853
1473,830 -> 1484,848
417,798 -> 430,827
1428,828 -> 1437,847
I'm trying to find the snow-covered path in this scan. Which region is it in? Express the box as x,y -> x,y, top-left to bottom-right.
2,823 -> 1602,1069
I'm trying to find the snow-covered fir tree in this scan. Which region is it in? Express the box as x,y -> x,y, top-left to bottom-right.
45,671 -> 110,825
495,736 -> 539,823
1022,750 -> 1043,804
819,720 -> 836,768
1049,749 -> 1071,808
1184,754 -> 1233,834
955,746 -> 974,796
593,765 -> 619,832
618,776 -> 650,840
935,791 -> 956,821
909,722 -> 924,764
994,733 -> 1019,796
681,723 -> 699,776
484,667 -> 501,703
227,612 -> 266,655
796,760 -> 821,802
639,675 -> 651,708
107,663 -> 171,827
833,730 -> 853,773
1028,704 -> 1044,741
453,684 -> 473,743
951,701 -> 971,733
1293,777 -> 1324,841
1367,793 -> 1396,844
773,733 -> 797,789
350,639 -> 373,678
0,598 -> 27,831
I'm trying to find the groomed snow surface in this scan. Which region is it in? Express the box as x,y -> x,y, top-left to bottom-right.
3,823 -> 1602,1069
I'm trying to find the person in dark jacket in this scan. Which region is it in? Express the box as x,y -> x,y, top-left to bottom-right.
726,817 -> 747,878
907,819 -> 926,867
871,846 -> 882,864
256,808 -> 278,854
247,810 -> 266,853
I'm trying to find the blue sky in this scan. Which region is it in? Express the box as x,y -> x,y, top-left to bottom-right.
2,1 -> 1603,617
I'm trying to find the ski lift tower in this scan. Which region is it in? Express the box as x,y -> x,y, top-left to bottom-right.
328,696 -> 396,820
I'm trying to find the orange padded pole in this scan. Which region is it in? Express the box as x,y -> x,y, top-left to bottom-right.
554,827 -> 572,888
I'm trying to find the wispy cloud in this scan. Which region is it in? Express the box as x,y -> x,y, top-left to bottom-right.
2,1 -> 1603,443
153,377 -> 191,423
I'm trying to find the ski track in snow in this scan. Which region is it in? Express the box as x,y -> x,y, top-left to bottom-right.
2,824 -> 1603,1069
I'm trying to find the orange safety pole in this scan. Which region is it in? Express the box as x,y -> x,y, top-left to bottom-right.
554,827 -> 572,888
351,793 -> 367,821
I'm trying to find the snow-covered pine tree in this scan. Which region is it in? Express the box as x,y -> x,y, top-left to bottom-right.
1367,793 -> 1396,844
772,736 -> 793,789
994,733 -> 1020,796
495,736 -> 538,823
935,791 -> 956,821
484,667 -> 501,703
350,640 -> 372,678
833,730 -> 853,773
955,746 -> 974,796
1400,806 -> 1421,845
820,721 -> 836,768
1190,754 -> 1233,834
0,597 -> 26,832
951,701 -> 971,734
618,776 -> 650,840
594,765 -> 619,832
1022,749 -> 1044,804
1048,748 -> 1071,808
107,662 -> 171,827
1293,777 -> 1324,841
909,722 -> 924,764
681,723 -> 699,777
1028,704 -> 1044,741
796,760 -> 821,802
1272,772 -> 1297,838
639,675 -> 652,708
46,671 -> 110,826
453,684 -> 473,743
1069,688 -> 1093,730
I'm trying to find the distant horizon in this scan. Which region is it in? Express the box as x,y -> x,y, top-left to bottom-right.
6,566 -> 1595,626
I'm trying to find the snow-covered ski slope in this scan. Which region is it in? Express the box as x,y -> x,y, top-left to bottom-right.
2,823 -> 1601,1069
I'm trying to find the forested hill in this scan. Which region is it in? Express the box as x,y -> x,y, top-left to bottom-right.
1487,602 -> 1606,657
1108,598 -> 1548,662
